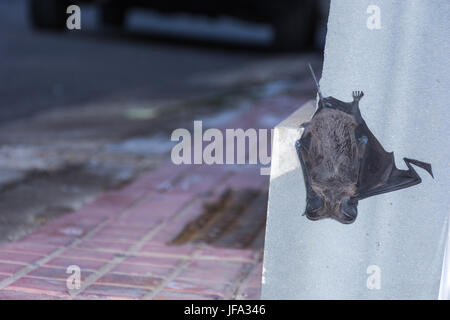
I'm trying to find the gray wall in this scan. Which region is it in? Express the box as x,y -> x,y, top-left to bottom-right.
262,0 -> 450,299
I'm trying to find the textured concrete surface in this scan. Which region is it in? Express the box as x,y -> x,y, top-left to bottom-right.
262,0 -> 449,299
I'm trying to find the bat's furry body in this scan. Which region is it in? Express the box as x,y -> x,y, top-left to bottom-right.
304,108 -> 359,220
296,87 -> 433,224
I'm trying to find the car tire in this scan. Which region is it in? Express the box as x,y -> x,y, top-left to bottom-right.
29,0 -> 68,30
272,1 -> 317,51
100,2 -> 127,29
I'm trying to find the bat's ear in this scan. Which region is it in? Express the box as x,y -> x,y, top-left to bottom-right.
352,91 -> 364,102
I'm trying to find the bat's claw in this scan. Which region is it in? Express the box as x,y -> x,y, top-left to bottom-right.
352,90 -> 364,102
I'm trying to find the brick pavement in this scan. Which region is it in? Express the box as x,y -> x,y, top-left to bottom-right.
0,95 -> 309,299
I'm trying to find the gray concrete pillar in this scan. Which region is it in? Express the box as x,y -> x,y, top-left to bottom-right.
262,0 -> 450,299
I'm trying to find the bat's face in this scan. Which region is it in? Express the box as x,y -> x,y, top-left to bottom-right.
305,185 -> 358,224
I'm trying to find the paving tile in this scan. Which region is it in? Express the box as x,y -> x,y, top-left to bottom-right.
222,172 -> 268,191
21,234 -> 75,246
80,284 -> 151,300
177,267 -> 241,284
59,248 -> 117,261
28,266 -> 94,282
121,193 -> 193,223
159,166 -> 229,196
0,274 -> 10,281
238,286 -> 261,300
88,233 -> 140,244
0,289 -> 64,300
97,225 -> 152,236
111,263 -> 174,278
138,243 -> 196,257
163,278 -> 233,298
75,240 -> 132,253
4,277 -> 71,298
44,256 -> 107,272
153,291 -> 221,300
199,247 -> 256,262
245,264 -> 263,287
96,273 -> 162,288
0,262 -> 26,275
0,251 -> 43,264
122,255 -> 181,267
82,193 -> 138,215
122,164 -> 187,195
0,243 -> 57,255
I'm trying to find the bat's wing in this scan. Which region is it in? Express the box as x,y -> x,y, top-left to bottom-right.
354,121 -> 433,200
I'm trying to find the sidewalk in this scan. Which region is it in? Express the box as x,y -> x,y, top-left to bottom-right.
0,94 -> 310,300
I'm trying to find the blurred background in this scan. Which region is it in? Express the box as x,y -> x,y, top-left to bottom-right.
0,0 -> 327,246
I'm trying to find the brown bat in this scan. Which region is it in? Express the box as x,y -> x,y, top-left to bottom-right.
295,65 -> 433,224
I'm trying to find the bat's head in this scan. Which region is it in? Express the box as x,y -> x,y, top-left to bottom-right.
305,185 -> 358,224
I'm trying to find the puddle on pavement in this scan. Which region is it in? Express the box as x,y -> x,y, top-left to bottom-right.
171,188 -> 268,249
0,164 -> 140,243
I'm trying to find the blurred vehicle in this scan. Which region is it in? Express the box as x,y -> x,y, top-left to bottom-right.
28,0 -> 322,50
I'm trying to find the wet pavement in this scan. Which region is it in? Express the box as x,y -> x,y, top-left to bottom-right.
0,91 -> 315,299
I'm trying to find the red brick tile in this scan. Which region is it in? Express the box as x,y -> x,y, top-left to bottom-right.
123,164 -> 187,195
98,225 -> 152,236
123,193 -> 192,223
104,220 -> 152,229
153,291 -> 221,300
0,274 -> 10,281
21,234 -> 75,246
0,243 -> 57,255
163,279 -> 233,298
222,172 -> 268,191
245,265 -> 263,287
0,251 -> 43,264
238,286 -> 261,300
96,273 -> 162,288
111,263 -> 173,278
88,233 -> 140,244
122,255 -> 181,268
149,204 -> 204,243
4,277 -> 71,298
75,240 -> 131,253
138,243 -> 196,257
28,266 -> 94,281
184,261 -> 245,280
32,218 -> 102,238
44,256 -> 107,272
177,267 -> 241,284
60,248 -> 116,261
86,193 -> 138,213
0,262 -> 26,275
0,289 -> 64,300
199,247 -> 255,262
160,167 -> 228,196
80,284 -> 151,300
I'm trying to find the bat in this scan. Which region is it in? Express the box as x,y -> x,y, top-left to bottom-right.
295,64 -> 433,224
